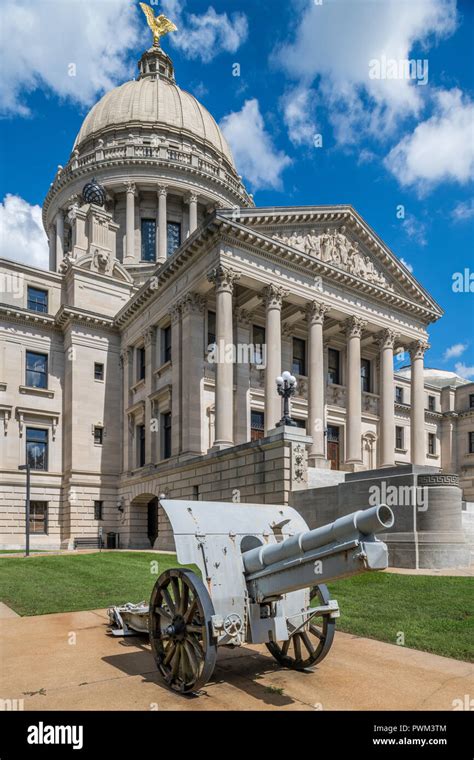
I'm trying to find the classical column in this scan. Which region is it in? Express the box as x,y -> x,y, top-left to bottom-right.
410,339 -> 429,465
170,301 -> 182,457
234,309 -> 252,444
124,182 -> 136,264
180,293 -> 206,456
188,193 -> 198,236
144,327 -> 155,465
263,285 -> 286,433
208,264 -> 240,448
345,316 -> 367,468
306,301 -> 330,466
48,225 -> 56,271
120,347 -> 133,472
377,328 -> 398,468
55,211 -> 64,269
158,185 -> 168,263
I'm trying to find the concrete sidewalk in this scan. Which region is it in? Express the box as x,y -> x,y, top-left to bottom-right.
0,609 -> 472,711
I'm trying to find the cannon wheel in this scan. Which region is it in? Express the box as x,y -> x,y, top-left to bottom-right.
266,584 -> 336,671
149,568 -> 217,694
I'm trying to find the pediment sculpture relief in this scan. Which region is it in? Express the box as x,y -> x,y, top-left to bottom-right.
272,226 -> 394,291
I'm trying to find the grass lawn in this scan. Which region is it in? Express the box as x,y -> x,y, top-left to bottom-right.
0,552 -> 472,662
324,573 -> 473,663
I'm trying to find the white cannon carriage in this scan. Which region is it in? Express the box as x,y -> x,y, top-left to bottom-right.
109,499 -> 394,694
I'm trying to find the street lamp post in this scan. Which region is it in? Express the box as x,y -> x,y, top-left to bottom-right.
276,371 -> 298,427
18,462 -> 31,557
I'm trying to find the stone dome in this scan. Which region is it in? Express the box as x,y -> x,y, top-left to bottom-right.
73,63 -> 234,167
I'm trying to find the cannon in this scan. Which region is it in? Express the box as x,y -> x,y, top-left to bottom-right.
110,499 -> 394,694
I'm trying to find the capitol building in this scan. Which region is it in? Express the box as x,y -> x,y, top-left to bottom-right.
0,32 -> 473,563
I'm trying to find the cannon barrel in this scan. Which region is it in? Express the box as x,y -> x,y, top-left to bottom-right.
242,504 -> 394,575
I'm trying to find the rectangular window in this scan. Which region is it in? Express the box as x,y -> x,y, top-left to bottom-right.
94,426 -> 103,445
137,346 -> 146,381
294,418 -> 307,429
167,222 -> 181,256
141,218 -> 156,262
207,311 -> 216,349
428,395 -> 436,412
162,325 -> 172,364
162,412 -> 172,459
26,428 -> 48,471
251,410 -> 265,441
94,362 -> 104,381
469,431 -> 474,454
470,394 -> 474,409
292,338 -> 306,376
327,348 -> 340,385
137,424 -> 146,467
30,501 -> 48,534
361,358 -> 371,393
252,325 -> 266,365
395,386 -> 404,404
94,500 -> 103,520
26,351 -> 48,389
428,432 -> 436,455
395,426 -> 404,450
27,287 -> 48,313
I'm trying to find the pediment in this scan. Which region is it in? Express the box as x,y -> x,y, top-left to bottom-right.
216,206 -> 443,321
62,252 -> 133,284
268,225 -> 397,293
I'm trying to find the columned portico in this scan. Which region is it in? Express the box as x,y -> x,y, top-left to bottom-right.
377,328 -> 398,468
345,316 -> 366,469
306,301 -> 329,466
208,264 -> 240,449
410,339 -> 429,465
263,285 -> 286,433
158,185 -> 168,263
124,182 -> 136,264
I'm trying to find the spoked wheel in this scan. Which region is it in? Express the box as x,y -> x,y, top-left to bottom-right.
149,568 -> 217,694
266,584 -> 336,671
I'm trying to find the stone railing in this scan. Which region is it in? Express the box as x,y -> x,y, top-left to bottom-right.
55,144 -> 249,203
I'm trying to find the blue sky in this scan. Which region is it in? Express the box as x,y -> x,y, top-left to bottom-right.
0,0 -> 473,376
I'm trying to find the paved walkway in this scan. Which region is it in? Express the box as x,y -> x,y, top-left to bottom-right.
0,609 -> 472,711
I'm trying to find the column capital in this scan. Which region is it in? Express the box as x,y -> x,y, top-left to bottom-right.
120,346 -> 133,367
235,307 -> 253,326
157,184 -> 168,197
144,327 -> 156,347
345,315 -> 367,339
124,181 -> 136,195
179,292 -> 206,316
170,300 -> 182,325
375,328 -> 399,350
263,284 -> 288,309
409,339 -> 430,361
207,264 -> 240,294
306,301 -> 330,326
186,192 -> 198,204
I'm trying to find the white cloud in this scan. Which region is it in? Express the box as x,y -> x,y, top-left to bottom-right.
401,214 -> 428,246
400,257 -> 414,273
454,362 -> 474,379
451,198 -> 474,222
282,88 -> 318,146
444,343 -> 467,360
161,0 -> 248,63
385,89 -> 474,193
220,99 -> 292,191
274,0 -> 457,145
0,195 -> 48,269
0,0 -> 140,116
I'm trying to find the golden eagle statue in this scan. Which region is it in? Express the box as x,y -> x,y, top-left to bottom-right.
139,3 -> 178,47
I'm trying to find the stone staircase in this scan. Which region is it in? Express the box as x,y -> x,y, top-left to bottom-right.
307,467 -> 347,489
461,502 -> 474,565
